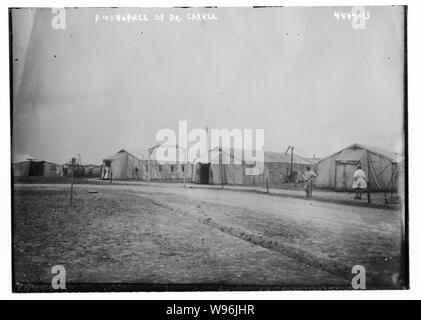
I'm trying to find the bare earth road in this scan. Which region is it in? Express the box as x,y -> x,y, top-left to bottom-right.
13,183 -> 404,290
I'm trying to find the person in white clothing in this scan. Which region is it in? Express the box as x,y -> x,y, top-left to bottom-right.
352,165 -> 367,200
104,166 -> 110,179
303,166 -> 317,198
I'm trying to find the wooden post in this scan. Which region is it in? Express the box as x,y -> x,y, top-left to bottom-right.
148,153 -> 151,185
291,146 -> 296,187
220,148 -> 224,189
290,146 -> 294,182
206,127 -> 210,162
389,163 -> 397,199
69,157 -> 76,205
183,148 -> 187,188
110,172 -> 113,184
183,165 -> 186,188
266,178 -> 269,193
367,181 -> 371,204
367,154 -> 371,204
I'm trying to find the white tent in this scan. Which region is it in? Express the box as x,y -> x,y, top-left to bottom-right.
316,143 -> 403,192
192,147 -> 311,185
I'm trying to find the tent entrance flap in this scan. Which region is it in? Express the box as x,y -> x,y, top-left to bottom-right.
199,163 -> 210,184
335,162 -> 358,191
28,161 -> 45,176
102,160 -> 112,179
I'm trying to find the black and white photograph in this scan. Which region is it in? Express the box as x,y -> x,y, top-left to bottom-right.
9,5 -> 408,293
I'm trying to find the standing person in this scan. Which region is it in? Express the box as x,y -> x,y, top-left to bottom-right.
303,166 -> 317,198
353,165 -> 367,200
104,166 -> 110,179
63,164 -> 68,177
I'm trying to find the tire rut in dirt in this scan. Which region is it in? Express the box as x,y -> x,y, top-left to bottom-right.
144,196 -> 354,281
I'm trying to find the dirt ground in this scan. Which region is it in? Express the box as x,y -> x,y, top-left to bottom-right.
13,182 -> 405,291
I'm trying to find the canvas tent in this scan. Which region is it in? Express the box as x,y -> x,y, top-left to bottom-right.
12,154 -> 62,177
101,148 -> 193,181
63,164 -> 103,178
102,149 -> 147,180
192,148 -> 246,185
305,157 -> 322,164
316,143 -> 402,192
192,147 -> 312,186
263,150 -> 312,185
146,145 -> 194,181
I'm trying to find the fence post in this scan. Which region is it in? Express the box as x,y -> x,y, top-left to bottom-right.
69,157 -> 76,206
266,178 -> 269,193
220,150 -> 224,190
367,181 -> 371,204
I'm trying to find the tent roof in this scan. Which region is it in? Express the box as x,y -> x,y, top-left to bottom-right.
103,151 -> 125,161
264,150 -> 310,164
193,147 -> 261,164
12,153 -> 59,165
103,149 -> 148,161
12,153 -> 38,164
336,148 -> 366,162
318,143 -> 402,163
358,144 -> 402,162
106,147 -> 312,165
192,147 -> 310,165
104,147 -> 189,164
140,145 -> 189,164
305,157 -> 322,164
122,148 -> 149,160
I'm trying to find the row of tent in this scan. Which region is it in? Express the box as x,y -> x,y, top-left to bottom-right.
99,143 -> 403,192
12,143 -> 404,192
101,147 -> 311,185
12,154 -> 102,178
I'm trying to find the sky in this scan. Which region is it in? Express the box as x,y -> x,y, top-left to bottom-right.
11,6 -> 405,164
